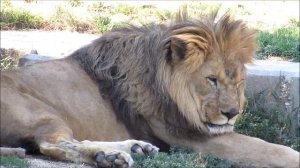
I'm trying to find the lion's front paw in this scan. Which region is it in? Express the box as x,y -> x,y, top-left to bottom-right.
123,140 -> 159,155
130,141 -> 159,155
95,150 -> 133,168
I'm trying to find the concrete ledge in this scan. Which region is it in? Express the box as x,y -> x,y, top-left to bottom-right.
246,60 -> 299,109
246,60 -> 299,134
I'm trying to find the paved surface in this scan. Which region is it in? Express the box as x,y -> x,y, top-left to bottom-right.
1,31 -> 99,58
246,60 -> 299,108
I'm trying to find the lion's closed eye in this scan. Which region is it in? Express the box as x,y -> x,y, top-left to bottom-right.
236,79 -> 245,88
207,76 -> 217,87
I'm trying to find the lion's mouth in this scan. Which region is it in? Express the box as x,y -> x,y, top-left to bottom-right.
206,123 -> 234,134
207,123 -> 233,128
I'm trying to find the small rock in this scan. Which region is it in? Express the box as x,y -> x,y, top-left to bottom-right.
18,54 -> 55,67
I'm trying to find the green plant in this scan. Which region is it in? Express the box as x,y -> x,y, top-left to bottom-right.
235,90 -> 300,151
94,15 -> 113,33
0,156 -> 30,168
257,26 -> 300,61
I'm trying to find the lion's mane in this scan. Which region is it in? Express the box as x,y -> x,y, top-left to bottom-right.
71,14 -> 256,150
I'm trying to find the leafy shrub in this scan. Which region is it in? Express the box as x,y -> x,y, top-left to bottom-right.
94,15 -> 113,33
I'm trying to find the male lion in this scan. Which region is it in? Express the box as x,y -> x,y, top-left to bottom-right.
1,14 -> 299,168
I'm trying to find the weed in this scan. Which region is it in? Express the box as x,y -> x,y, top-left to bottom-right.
0,48 -> 23,70
48,6 -> 92,32
0,156 -> 30,168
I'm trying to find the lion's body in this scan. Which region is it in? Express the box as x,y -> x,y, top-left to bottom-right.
1,58 -> 131,144
1,14 -> 299,168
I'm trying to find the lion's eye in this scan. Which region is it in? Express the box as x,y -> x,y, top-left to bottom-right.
207,76 -> 217,87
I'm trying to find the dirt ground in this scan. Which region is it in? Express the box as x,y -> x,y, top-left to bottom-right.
25,155 -> 93,168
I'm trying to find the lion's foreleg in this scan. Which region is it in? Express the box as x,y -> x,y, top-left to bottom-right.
149,121 -> 299,167
39,139 -> 158,168
173,133 -> 299,168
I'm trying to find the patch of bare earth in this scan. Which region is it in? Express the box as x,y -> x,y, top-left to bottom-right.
25,155 -> 93,168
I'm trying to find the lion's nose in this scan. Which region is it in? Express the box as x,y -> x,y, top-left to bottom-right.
222,108 -> 239,120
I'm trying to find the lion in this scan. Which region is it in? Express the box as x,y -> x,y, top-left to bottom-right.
1,14 -> 299,168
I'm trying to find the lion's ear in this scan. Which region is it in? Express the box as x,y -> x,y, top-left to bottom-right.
166,35 -> 209,72
166,37 -> 187,64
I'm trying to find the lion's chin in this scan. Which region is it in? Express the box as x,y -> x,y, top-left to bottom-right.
207,123 -> 234,135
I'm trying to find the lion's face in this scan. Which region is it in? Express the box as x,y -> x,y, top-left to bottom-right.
161,15 -> 256,135
188,56 -> 246,134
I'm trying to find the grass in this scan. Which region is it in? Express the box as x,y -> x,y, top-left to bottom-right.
0,156 -> 30,168
132,147 -> 237,168
257,25 -> 300,61
0,7 -> 44,30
